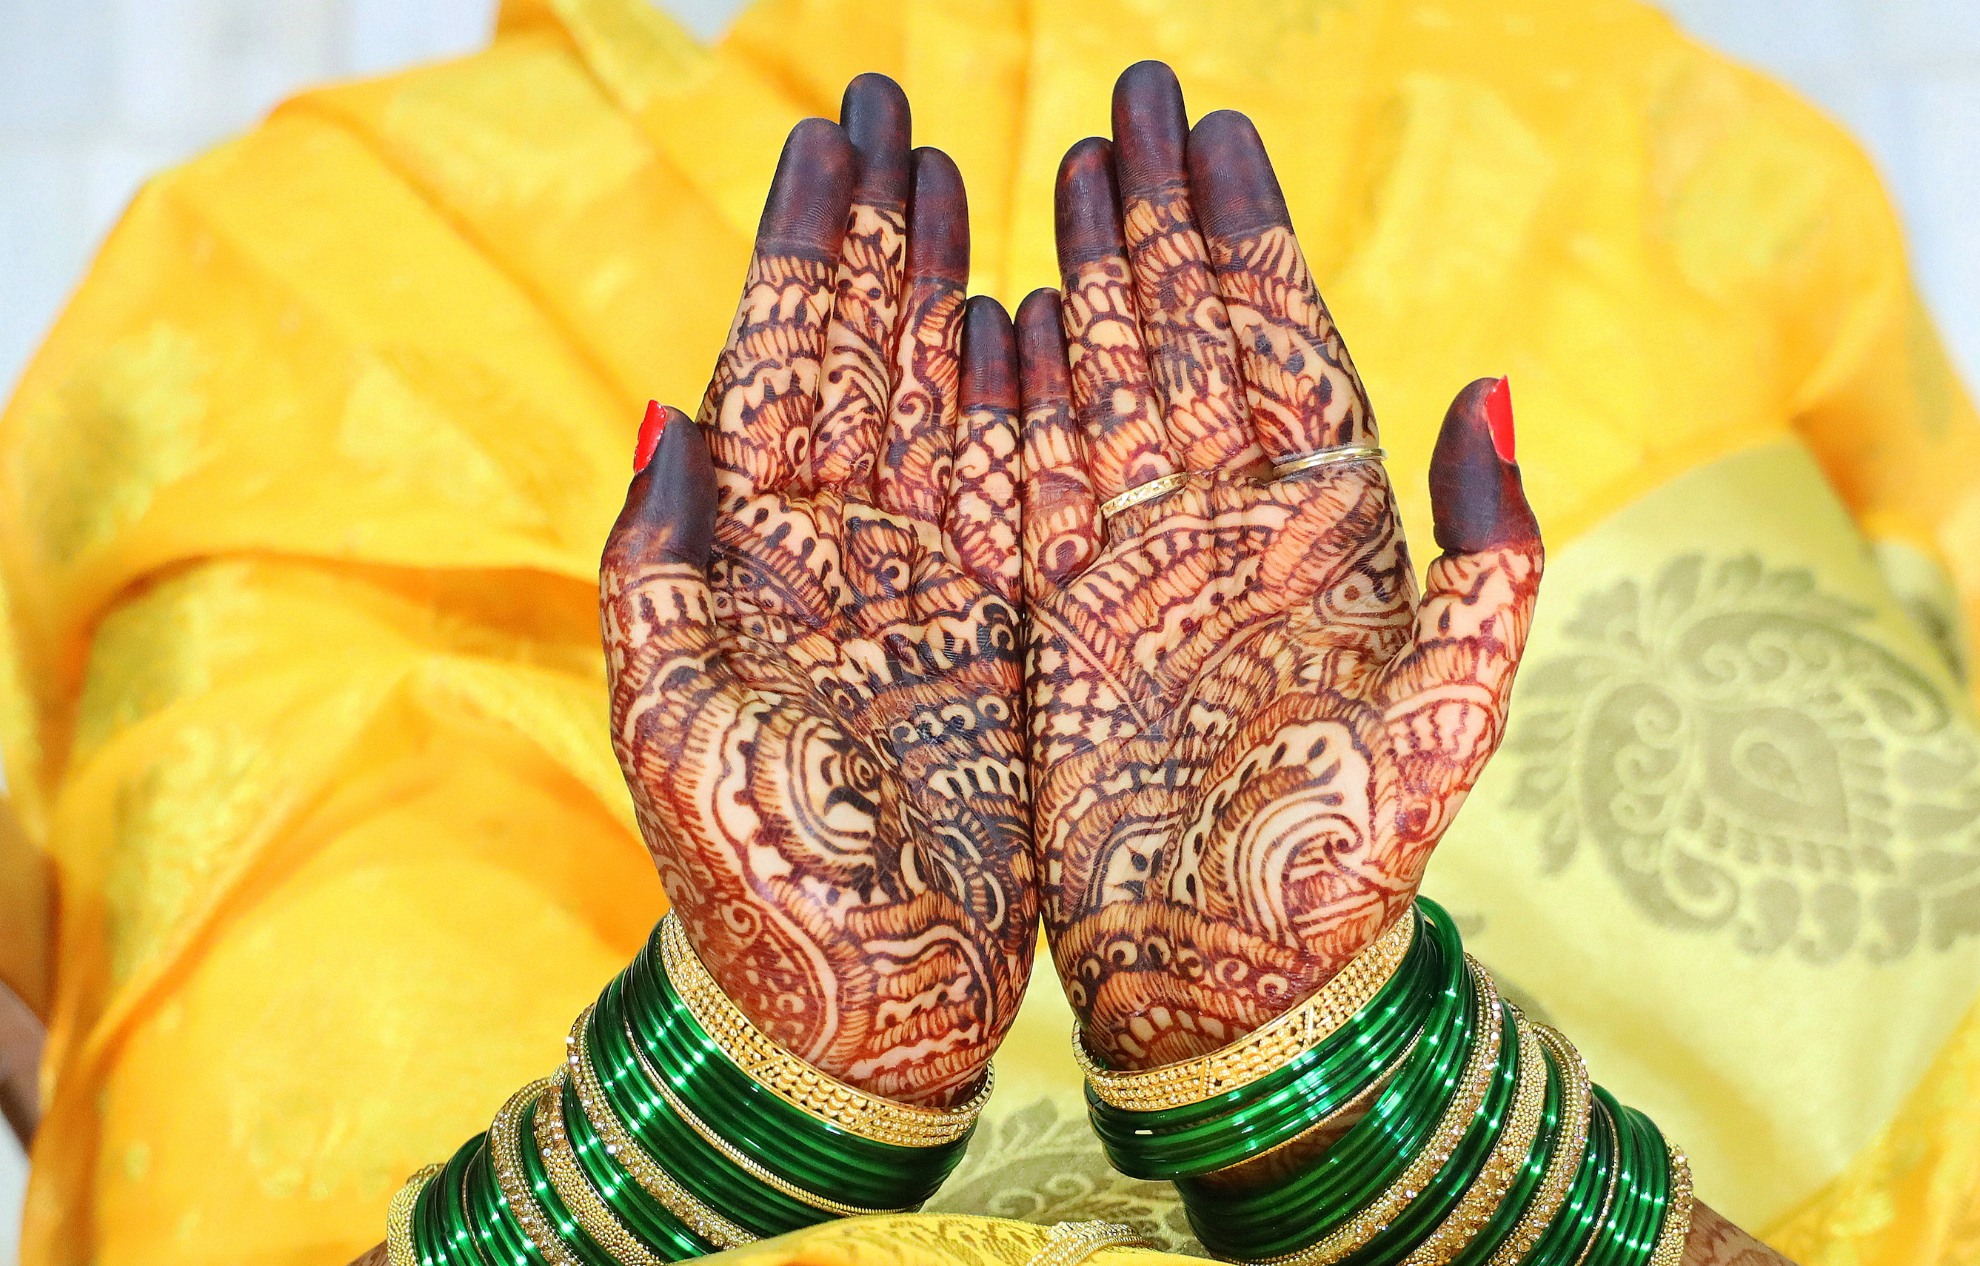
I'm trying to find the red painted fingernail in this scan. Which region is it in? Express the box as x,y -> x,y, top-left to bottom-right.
634,399 -> 667,472
1485,376 -> 1515,464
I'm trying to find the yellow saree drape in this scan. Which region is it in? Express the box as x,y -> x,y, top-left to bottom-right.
4,1 -> 1980,1263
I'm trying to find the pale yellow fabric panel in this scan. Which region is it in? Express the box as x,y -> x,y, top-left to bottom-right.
1423,439 -> 1980,1222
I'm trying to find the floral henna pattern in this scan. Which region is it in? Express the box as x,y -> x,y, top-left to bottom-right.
1057,138 -> 1177,500
1023,65 -> 1543,1071
812,200 -> 907,489
1112,63 -> 1260,475
601,81 -> 1034,1107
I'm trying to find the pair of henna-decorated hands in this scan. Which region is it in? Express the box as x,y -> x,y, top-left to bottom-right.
600,62 -> 1541,1109
351,63 -> 1795,1266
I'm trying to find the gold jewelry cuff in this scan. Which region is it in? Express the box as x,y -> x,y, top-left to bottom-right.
658,915 -> 990,1148
1075,910 -> 1416,1112
1270,444 -> 1386,480
1098,471 -> 1189,517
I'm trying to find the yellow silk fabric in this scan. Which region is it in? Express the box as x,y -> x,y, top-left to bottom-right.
3,0 -> 1980,1263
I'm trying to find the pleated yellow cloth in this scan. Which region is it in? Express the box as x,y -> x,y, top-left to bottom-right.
3,1 -> 1980,1263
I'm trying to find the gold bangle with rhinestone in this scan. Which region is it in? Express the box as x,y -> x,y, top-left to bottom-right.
1260,959 -> 1507,1266
1097,471 -> 1189,517
658,915 -> 989,1148
385,1163 -> 440,1266
488,1078 -> 585,1266
1485,1023 -> 1596,1266
1399,1010 -> 1550,1266
1075,910 -> 1416,1112
1269,444 -> 1386,480
1647,1142 -> 1695,1266
534,1067 -> 682,1265
569,1007 -> 897,1223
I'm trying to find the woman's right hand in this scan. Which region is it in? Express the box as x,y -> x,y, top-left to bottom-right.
597,75 -> 1035,1109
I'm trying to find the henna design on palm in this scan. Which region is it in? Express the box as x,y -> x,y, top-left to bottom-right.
1019,63 -> 1543,1071
599,77 -> 1033,1106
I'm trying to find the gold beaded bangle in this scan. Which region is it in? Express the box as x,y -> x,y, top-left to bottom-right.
488,1078 -> 586,1266
534,1068 -> 675,1266
1399,1011 -> 1550,1266
1260,959 -> 1507,1266
1485,1024 -> 1595,1266
1075,911 -> 1416,1112
385,1163 -> 439,1266
1565,1102 -> 1623,1266
658,915 -> 989,1148
568,1008 -> 899,1223
1647,1143 -> 1695,1266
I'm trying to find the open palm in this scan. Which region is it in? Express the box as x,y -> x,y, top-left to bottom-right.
600,78 -> 1031,1106
1017,64 -> 1542,1070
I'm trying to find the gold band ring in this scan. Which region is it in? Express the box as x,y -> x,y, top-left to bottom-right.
1097,472 -> 1189,517
1270,444 -> 1386,480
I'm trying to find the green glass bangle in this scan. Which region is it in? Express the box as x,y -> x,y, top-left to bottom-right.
555,1071 -> 711,1260
1088,904 -> 1445,1180
620,936 -> 967,1207
515,1097 -> 620,1266
589,975 -> 837,1234
1581,1097 -> 1672,1266
461,1138 -> 543,1266
419,1136 -> 490,1266
1179,953 -> 1485,1260
1447,1031 -> 1567,1266
1335,1002 -> 1523,1265
1524,1090 -> 1620,1266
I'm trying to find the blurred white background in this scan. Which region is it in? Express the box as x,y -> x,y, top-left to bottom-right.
2,0 -> 1978,1259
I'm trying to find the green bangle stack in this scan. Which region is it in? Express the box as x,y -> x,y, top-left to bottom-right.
1076,898 -> 1696,1266
387,915 -> 991,1266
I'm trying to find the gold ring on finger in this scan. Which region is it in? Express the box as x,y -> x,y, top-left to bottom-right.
1270,444 -> 1387,480
1098,472 -> 1189,518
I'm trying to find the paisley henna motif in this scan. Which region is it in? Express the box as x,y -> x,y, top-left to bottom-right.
1024,63 -> 1543,1070
602,79 -> 1033,1107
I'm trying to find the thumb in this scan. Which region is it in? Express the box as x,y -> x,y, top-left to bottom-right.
600,404 -> 732,804
1378,377 -> 1543,852
608,401 -> 717,572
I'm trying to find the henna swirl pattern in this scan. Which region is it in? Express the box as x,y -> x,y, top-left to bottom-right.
1021,64 -> 1543,1070
601,78 -> 1033,1107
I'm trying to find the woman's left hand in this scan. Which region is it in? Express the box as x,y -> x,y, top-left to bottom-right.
1018,62 -> 1543,1070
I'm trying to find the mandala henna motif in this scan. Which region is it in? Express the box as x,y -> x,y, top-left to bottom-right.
1024,65 -> 1544,1071
601,84 -> 1033,1107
